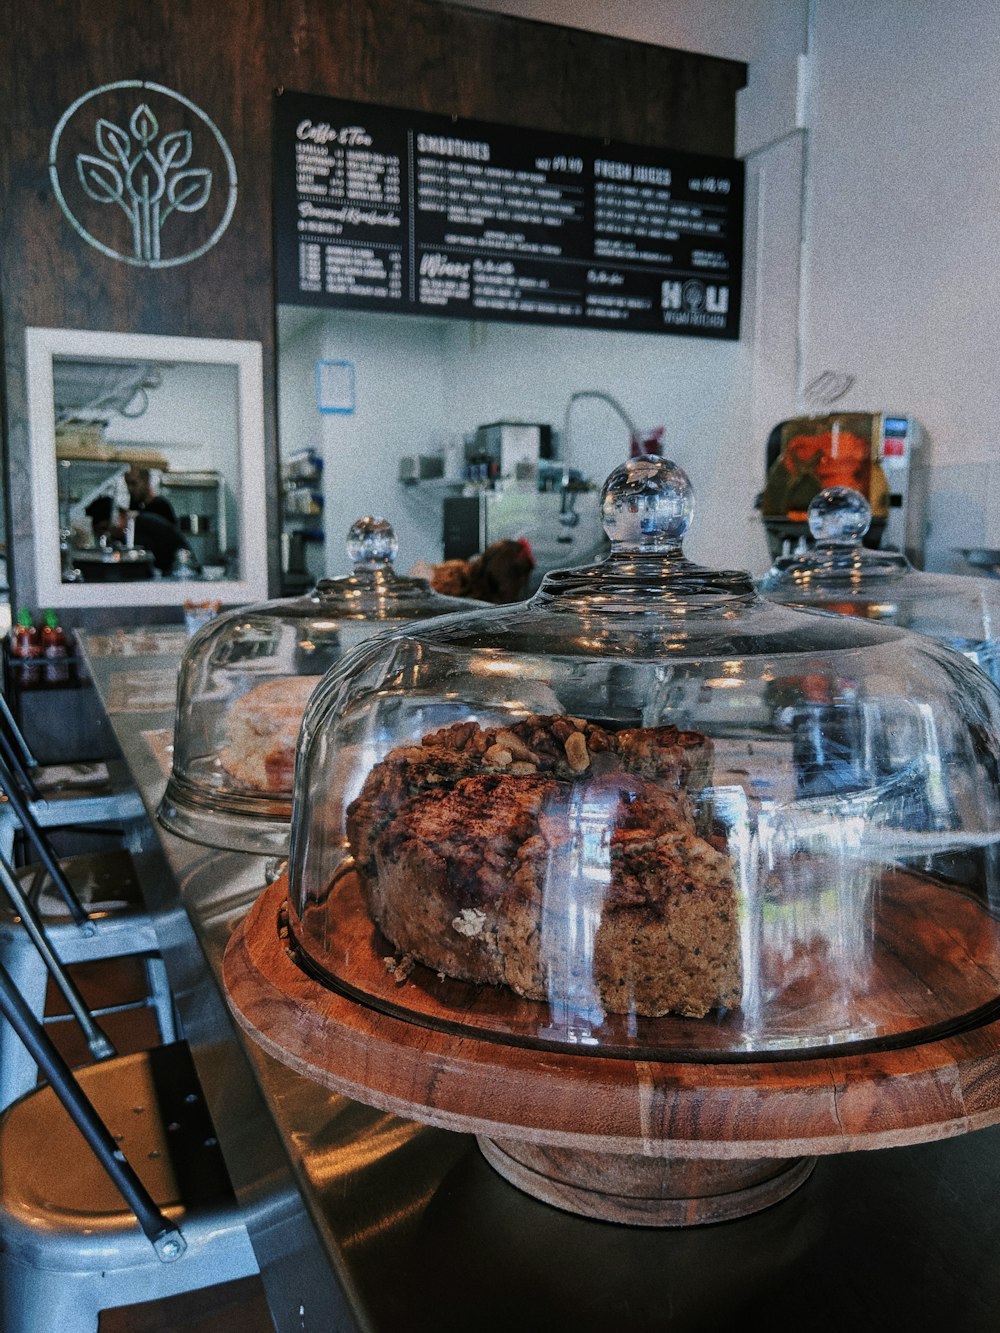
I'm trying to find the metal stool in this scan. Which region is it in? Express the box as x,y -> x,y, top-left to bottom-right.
0,959 -> 259,1333
0,685 -> 145,858
0,784 -> 178,1110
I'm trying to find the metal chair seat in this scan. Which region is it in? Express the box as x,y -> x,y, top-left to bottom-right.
0,785 -> 147,860
19,758 -> 131,801
0,848 -> 177,1110
27,775 -> 145,826
5,845 -> 145,915
0,687 -> 145,858
0,1041 -> 259,1333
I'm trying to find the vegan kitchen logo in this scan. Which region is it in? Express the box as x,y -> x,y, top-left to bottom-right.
661,278 -> 729,329
49,80 -> 237,267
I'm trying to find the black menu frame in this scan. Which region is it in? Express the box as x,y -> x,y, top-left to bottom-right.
274,90 -> 744,340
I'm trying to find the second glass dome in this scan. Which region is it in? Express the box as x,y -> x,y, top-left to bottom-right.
158,517 -> 480,854
284,461 -> 1000,1063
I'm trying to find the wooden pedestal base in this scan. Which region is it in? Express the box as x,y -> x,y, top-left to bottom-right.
223,881 -> 1000,1231
477,1138 -> 815,1226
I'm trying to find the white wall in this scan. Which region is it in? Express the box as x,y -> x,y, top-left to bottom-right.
437,319 -> 755,570
276,313 -> 327,583
318,313 -> 452,574
802,0 -> 1000,571
276,315 -> 323,468
104,362 -> 238,469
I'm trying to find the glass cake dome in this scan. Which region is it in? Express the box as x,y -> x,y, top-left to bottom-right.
158,516 -> 479,855
285,460 -> 1000,1061
759,487 -> 1000,684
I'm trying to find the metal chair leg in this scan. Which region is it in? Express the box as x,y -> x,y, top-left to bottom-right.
142,953 -> 179,1045
0,694 -> 42,801
0,838 -> 176,1108
0,857 -> 115,1062
0,759 -> 93,930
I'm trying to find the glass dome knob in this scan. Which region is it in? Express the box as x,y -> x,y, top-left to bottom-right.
346,516 -> 398,569
808,487 -> 872,545
600,456 -> 694,552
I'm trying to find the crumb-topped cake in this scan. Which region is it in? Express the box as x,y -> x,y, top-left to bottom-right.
345,715 -> 741,1019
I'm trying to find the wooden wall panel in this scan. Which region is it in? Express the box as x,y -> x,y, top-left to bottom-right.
0,0 -> 745,620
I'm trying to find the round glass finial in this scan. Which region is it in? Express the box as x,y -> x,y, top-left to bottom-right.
346,516 -> 398,568
808,487 -> 871,545
600,456 -> 694,552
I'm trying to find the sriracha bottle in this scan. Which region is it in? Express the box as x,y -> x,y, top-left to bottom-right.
40,609 -> 70,683
10,607 -> 42,686
11,608 -> 40,660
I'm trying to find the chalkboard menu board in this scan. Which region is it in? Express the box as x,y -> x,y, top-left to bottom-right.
274,91 -> 744,340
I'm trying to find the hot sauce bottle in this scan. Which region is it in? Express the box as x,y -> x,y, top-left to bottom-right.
10,607 -> 42,686
11,608 -> 40,660
40,609 -> 70,683
40,609 -> 68,656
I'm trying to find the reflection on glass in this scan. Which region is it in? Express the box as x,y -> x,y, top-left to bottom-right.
759,487 -> 1000,687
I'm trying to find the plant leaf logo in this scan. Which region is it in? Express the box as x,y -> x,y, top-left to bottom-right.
50,80 -> 237,268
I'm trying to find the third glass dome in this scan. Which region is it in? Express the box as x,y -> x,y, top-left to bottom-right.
759,486 -> 1000,683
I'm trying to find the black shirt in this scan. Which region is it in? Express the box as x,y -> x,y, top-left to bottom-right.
137,495 -> 179,526
133,511 -> 194,575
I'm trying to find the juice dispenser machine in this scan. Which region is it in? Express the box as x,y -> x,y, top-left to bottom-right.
758,412 -> 927,565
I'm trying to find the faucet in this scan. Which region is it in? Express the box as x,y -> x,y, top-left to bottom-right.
559,391 -> 643,526
560,390 -> 642,490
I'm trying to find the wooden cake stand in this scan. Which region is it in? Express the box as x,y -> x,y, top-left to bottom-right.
223,878 -> 1000,1227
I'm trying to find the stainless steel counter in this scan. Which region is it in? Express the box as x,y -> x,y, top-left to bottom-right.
79,628 -> 1000,1333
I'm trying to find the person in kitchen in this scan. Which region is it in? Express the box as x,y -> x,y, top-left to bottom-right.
85,494 -> 197,577
124,465 -> 179,527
